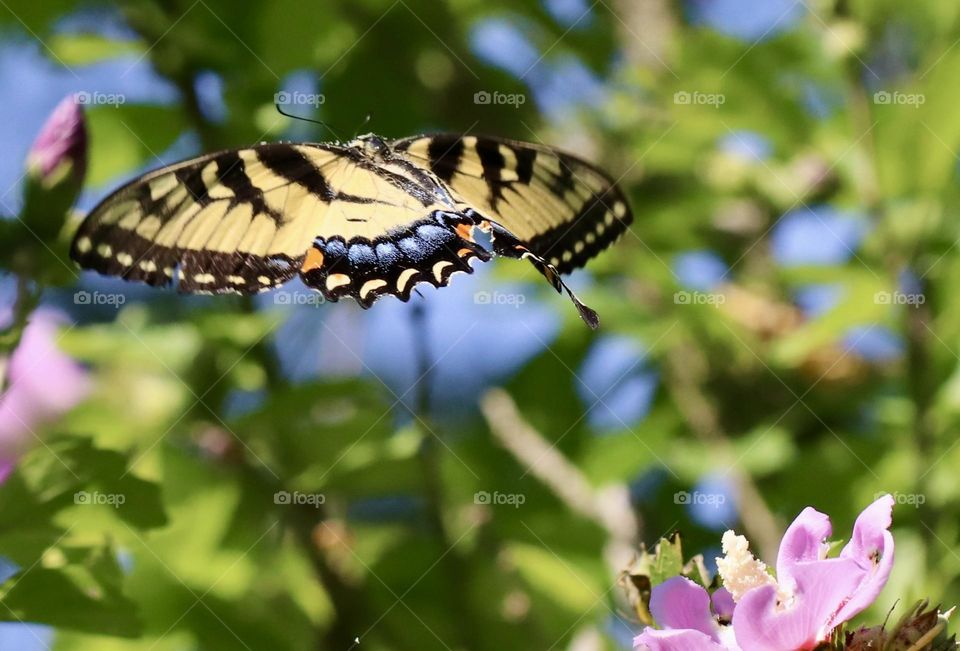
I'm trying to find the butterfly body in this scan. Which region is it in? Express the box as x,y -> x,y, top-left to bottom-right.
71,133 -> 632,327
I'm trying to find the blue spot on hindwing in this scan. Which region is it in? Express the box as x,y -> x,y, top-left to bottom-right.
398,236 -> 426,262
321,239 -> 347,259
415,224 -> 450,245
320,239 -> 348,272
348,243 -> 377,271
375,241 -> 402,270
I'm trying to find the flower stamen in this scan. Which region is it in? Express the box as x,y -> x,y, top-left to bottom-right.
715,531 -> 776,602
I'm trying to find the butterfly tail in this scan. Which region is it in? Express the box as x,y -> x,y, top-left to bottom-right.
475,216 -> 600,329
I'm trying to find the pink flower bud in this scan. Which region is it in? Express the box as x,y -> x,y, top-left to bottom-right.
26,95 -> 87,186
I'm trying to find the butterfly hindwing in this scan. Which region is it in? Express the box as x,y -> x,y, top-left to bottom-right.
300,208 -> 490,308
392,134 -> 633,274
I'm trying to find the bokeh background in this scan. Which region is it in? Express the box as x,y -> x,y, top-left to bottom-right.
1,0 -> 958,648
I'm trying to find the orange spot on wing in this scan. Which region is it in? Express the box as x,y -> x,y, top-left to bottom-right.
456,223 -> 475,242
301,247 -> 325,273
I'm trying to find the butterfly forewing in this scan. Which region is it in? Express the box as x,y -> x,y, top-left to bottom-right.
392,134 -> 633,274
70,144 -> 349,293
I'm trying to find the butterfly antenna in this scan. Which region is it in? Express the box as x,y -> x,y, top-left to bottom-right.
351,113 -> 373,139
274,102 -> 341,141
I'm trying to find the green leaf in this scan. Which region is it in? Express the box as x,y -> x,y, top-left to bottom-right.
0,545 -> 141,637
86,105 -> 186,188
48,34 -> 145,66
0,438 -> 167,567
507,542 -> 604,614
234,379 -> 398,487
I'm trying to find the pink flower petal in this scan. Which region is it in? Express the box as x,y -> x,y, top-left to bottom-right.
776,506 -> 832,588
0,311 -> 89,448
634,628 -> 728,651
832,494 -> 895,624
711,587 -> 736,622
650,577 -> 718,640
733,558 -> 864,651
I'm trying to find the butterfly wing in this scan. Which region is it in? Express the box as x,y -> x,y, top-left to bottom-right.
295,153 -> 489,306
71,144 -> 349,294
70,143 -> 489,305
392,134 -> 632,274
71,135 -> 623,326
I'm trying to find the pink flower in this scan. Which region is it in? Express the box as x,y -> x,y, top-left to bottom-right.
636,578 -> 740,650
634,495 -> 895,651
25,95 -> 87,186
0,311 -> 90,473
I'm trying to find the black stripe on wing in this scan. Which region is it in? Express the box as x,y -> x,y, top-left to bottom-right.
392,133 -> 633,274
526,186 -> 632,275
71,223 -> 302,294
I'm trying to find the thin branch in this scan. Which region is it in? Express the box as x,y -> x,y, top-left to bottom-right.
480,387 -> 641,569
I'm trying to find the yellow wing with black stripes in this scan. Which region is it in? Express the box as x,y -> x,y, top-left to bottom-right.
72,144 -> 339,294
392,134 -> 632,275
70,140 -> 489,306
70,133 -> 630,328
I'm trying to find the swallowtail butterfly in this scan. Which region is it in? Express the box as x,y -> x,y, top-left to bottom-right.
70,133 -> 632,328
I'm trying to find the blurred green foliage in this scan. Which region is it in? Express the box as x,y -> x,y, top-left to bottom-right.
3,0 -> 960,649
